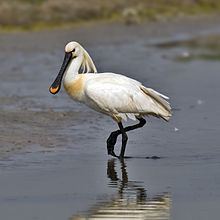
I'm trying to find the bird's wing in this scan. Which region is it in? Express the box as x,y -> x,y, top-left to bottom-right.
140,86 -> 172,121
85,79 -> 139,113
84,73 -> 171,121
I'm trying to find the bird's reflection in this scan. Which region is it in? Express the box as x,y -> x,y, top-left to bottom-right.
71,159 -> 171,220
107,159 -> 147,205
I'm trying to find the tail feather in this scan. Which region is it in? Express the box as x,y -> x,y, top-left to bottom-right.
140,86 -> 172,121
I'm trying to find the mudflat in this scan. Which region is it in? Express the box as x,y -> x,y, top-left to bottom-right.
0,16 -> 220,220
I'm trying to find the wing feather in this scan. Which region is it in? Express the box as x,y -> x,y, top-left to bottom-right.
84,73 -> 172,121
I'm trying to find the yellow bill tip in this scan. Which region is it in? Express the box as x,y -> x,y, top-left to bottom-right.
49,86 -> 59,94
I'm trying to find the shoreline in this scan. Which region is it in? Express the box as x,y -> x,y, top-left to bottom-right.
0,5 -> 220,32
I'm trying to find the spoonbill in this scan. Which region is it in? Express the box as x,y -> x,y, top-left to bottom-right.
49,41 -> 172,158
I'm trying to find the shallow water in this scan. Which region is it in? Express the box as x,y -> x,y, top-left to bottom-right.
0,18 -> 220,219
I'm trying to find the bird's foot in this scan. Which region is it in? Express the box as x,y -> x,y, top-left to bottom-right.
107,148 -> 118,158
117,155 -> 125,160
107,148 -> 126,159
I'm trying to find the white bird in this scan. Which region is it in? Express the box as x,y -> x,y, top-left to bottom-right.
49,41 -> 172,158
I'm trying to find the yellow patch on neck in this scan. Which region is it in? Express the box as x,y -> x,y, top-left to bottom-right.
64,75 -> 84,97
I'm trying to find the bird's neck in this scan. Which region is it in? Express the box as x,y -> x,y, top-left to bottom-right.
64,55 -> 83,84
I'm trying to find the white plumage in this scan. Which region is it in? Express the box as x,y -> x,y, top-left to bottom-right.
83,73 -> 171,122
49,41 -> 172,158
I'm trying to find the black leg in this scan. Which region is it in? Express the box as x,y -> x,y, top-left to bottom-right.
125,117 -> 146,132
107,130 -> 120,157
107,117 -> 146,157
118,122 -> 128,158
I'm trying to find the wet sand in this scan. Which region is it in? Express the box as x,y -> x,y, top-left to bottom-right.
0,16 -> 220,219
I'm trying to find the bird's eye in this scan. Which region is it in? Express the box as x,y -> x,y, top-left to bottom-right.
72,48 -> 76,52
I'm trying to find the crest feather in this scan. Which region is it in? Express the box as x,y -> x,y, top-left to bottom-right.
80,46 -> 97,73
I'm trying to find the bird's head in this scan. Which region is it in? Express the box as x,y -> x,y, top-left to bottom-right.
49,41 -> 97,95
65,41 -> 82,58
